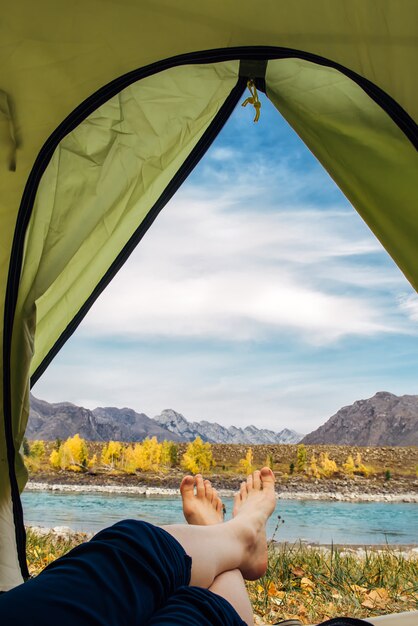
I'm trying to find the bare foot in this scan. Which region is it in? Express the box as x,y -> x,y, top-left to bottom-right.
230,467 -> 276,580
180,474 -> 224,525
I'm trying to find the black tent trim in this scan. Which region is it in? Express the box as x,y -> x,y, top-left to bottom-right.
3,46 -> 417,578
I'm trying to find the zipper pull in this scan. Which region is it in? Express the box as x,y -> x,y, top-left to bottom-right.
241,79 -> 261,122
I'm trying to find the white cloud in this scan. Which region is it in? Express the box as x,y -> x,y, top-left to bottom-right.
398,293 -> 418,322
208,146 -> 238,161
79,186 -> 401,344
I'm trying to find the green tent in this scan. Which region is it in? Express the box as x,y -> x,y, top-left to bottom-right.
1,0 -> 417,595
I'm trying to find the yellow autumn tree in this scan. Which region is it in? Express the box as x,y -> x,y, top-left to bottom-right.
343,454 -> 356,475
122,445 -> 138,473
88,453 -> 98,470
319,452 -> 338,477
296,444 -> 307,472
181,437 -> 214,474
50,434 -> 88,471
136,437 -> 162,471
307,453 -> 321,479
354,452 -> 374,477
101,441 -> 123,468
160,441 -> 178,468
238,448 -> 255,475
30,440 -> 45,459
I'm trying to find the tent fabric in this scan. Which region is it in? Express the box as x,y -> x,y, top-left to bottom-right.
1,0 -> 417,591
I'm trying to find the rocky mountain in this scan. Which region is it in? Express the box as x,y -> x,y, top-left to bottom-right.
28,395 -> 302,444
301,391 -> 418,446
154,409 -> 302,444
28,395 -> 181,442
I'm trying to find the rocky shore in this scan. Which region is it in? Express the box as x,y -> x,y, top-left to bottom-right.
26,472 -> 418,503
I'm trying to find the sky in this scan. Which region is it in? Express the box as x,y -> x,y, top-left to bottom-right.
32,92 -> 418,435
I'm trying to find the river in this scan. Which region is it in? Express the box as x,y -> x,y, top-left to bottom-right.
22,490 -> 418,545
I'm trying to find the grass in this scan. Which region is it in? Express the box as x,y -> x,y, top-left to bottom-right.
247,519 -> 418,624
26,528 -> 89,577
26,526 -> 417,624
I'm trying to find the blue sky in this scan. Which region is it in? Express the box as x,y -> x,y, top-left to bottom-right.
32,92 -> 418,434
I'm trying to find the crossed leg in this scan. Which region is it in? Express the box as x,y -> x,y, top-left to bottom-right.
0,469 -> 276,626
173,469 -> 276,625
162,467 -> 276,589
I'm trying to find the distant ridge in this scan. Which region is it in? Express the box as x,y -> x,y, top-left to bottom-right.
302,391 -> 418,446
28,395 -> 181,442
154,408 -> 302,444
28,394 -> 302,444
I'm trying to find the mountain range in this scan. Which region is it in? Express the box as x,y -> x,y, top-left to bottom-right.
28,391 -> 418,446
27,395 -> 302,444
301,391 -> 418,446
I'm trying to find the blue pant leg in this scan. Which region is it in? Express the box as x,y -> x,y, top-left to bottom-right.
147,586 -> 248,626
0,520 -> 191,626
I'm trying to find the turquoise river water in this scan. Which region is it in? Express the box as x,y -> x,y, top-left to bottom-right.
22,490 -> 417,545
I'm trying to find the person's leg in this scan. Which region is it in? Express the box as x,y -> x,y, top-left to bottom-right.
0,469 -> 275,626
146,584 -> 249,626
179,471 -> 264,625
162,467 -> 276,588
0,519 -> 192,626
209,570 -> 254,626
181,473 -> 254,623
147,473 -> 262,626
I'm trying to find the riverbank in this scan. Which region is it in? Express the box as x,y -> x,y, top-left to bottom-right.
26,523 -> 418,557
26,473 -> 418,503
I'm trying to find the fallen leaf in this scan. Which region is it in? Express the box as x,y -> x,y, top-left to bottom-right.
350,584 -> 368,594
365,588 -> 390,608
331,592 -> 342,599
256,584 -> 264,594
370,588 -> 389,601
301,577 -> 315,590
291,566 -> 305,577
268,582 -> 278,596
361,598 -> 376,609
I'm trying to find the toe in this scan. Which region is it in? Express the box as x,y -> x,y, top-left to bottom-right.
253,470 -> 261,490
260,467 -> 275,488
240,481 -> 248,501
204,479 -> 213,501
212,487 -> 218,504
247,474 -> 254,491
180,475 -> 195,498
196,474 -> 205,499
